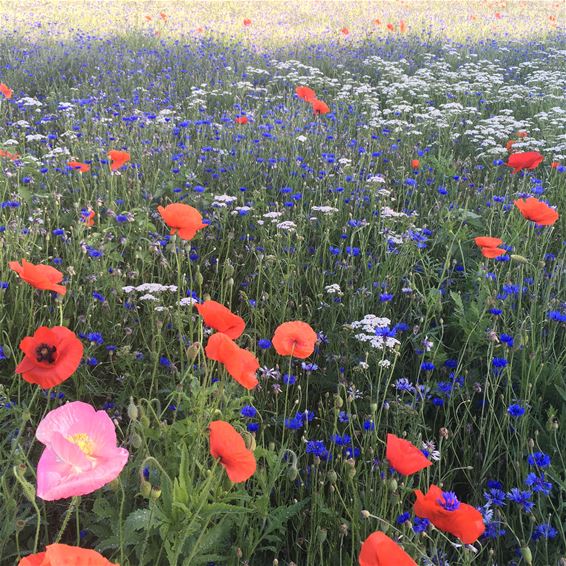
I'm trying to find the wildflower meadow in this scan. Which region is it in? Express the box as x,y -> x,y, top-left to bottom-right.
0,1 -> 565,564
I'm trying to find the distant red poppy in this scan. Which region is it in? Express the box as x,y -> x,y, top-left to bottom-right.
386,434 -> 432,476
81,209 -> 95,227
514,197 -> 559,226
296,86 -> 317,102
310,99 -> 330,115
16,326 -> 83,388
413,484 -> 485,544
495,12 -> 503,19
235,116 -> 248,124
551,161 -> 560,168
411,159 -> 420,169
67,160 -> 90,173
399,20 -> 407,33
157,203 -> 206,240
196,300 -> 246,339
205,333 -> 259,389
108,150 -> 130,171
243,18 -> 252,26
517,130 -> 528,138
0,83 -> 13,99
0,148 -> 20,161
474,236 -> 506,258
373,18 -> 381,25
19,543 -> 118,566
9,259 -> 66,295
505,139 -> 516,152
209,420 -> 256,482
341,27 -> 350,35
196,27 -> 204,33
386,23 -> 395,31
359,531 -> 417,566
108,149 -> 130,171
506,151 -> 543,174
272,321 -> 317,359
160,12 -> 168,20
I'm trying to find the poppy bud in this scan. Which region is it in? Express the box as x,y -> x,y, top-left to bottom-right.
287,466 -> 299,481
227,278 -> 234,287
236,548 -> 243,559
127,397 -> 139,420
273,561 -> 279,566
528,438 -> 535,449
242,431 -> 256,451
140,479 -> 152,498
520,546 -> 533,565
224,262 -> 235,278
130,432 -> 143,449
370,402 -> 378,413
327,470 -> 338,484
268,442 -> 276,451
388,478 -> 398,492
511,254 -> 529,264
203,293 -> 211,302
361,509 -> 370,519
15,519 -> 27,531
150,486 -> 162,501
187,342 -> 201,361
140,414 -> 150,428
317,528 -> 327,544
196,269 -> 204,287
439,427 -> 449,439
334,394 -> 344,408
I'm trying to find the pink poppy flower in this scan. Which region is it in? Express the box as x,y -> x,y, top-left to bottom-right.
35,401 -> 129,501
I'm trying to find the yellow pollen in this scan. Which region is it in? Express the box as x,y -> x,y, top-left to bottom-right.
67,433 -> 94,456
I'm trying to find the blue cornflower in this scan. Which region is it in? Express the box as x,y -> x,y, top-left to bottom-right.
525,473 -> 552,495
488,308 -> 503,316
159,356 -> 172,368
506,488 -> 534,512
343,446 -> 360,458
282,373 -> 296,385
482,521 -> 506,539
499,333 -> 514,347
379,293 -> 393,302
115,214 -> 129,223
492,357 -> 508,369
240,405 -> 257,418
306,440 -> 329,460
246,422 -> 260,432
532,523 -> 557,541
394,378 -> 415,392
0,346 -> 7,360
547,310 -> 566,322
363,419 -> 375,432
85,332 -> 104,345
257,339 -> 271,349
484,488 -> 506,507
284,414 -> 303,430
338,411 -> 349,423
331,434 -> 352,446
438,491 -> 460,511
420,361 -> 435,372
527,452 -> 551,468
92,291 -> 105,302
301,362 -> 318,371
396,512 -> 410,525
507,404 -> 525,418
412,517 -> 430,533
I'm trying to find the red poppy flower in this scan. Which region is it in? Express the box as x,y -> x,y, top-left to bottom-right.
505,139 -> 515,152
18,543 -> 118,566
16,326 -> 83,388
145,15 -> 152,21
9,259 -> 66,295
506,151 -> 544,174
373,18 -> 381,25
108,150 -> 130,171
386,23 -> 395,31
157,203 -> 207,240
413,484 -> 485,544
296,86 -> 317,102
399,20 -> 407,33
160,12 -> 168,20
474,236 -> 507,258
0,83 -> 13,99
310,99 -> 330,115
205,333 -> 259,389
386,434 -> 432,476
196,27 -> 204,33
517,130 -> 528,138
235,116 -> 248,124
67,160 -> 90,173
209,420 -> 256,482
341,27 -> 350,35
272,321 -> 317,359
514,197 -> 559,226
411,159 -> 420,169
243,18 -> 252,26
359,531 -> 417,566
0,148 -> 20,161
81,209 -> 95,227
551,161 -> 560,169
196,300 -> 246,339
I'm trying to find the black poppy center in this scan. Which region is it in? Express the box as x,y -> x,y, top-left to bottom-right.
36,343 -> 57,364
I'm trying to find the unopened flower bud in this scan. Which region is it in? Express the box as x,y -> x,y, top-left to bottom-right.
388,478 -> 398,492
511,254 -> 529,264
150,486 -> 162,501
187,342 -> 201,361
287,466 -> 299,481
327,470 -> 338,484
520,546 -> 532,565
361,509 -> 370,519
130,432 -> 143,449
127,397 -> 139,420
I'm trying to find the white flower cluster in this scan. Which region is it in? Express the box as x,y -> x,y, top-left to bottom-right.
350,314 -> 400,350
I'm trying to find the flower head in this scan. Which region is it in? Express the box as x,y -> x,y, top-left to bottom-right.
16,326 -> 83,388
310,99 -> 330,115
506,151 -> 544,174
386,434 -> 432,476
413,484 -> 485,543
9,259 -> 66,295
514,197 -> 558,226
35,401 -> 129,501
358,531 -> 417,566
195,300 -> 245,339
209,420 -> 256,482
157,203 -> 206,240
18,543 -> 118,566
0,83 -> 13,99
296,86 -> 316,102
107,150 -> 130,171
272,321 -> 317,359
67,160 -> 90,173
